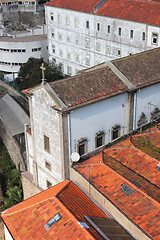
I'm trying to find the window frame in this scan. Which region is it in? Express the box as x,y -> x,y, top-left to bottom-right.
111,125 -> 120,140
44,135 -> 50,153
152,33 -> 158,45
77,138 -> 87,156
95,131 -> 105,148
86,20 -> 89,29
130,30 -> 133,39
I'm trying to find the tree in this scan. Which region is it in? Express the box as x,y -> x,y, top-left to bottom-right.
15,58 -> 66,90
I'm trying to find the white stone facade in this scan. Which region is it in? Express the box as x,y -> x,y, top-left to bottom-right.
45,6 -> 160,75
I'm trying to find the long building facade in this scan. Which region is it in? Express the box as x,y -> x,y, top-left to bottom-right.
45,0 -> 160,75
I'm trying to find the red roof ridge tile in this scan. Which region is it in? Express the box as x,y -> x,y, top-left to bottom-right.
55,195 -> 97,240
102,152 -> 160,206
1,180 -> 71,216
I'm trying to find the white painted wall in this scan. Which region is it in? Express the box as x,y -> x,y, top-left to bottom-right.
69,93 -> 128,153
45,5 -> 159,75
134,83 -> 160,129
4,225 -> 13,240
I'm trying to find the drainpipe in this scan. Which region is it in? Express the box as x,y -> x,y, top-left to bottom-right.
67,113 -> 71,165
133,91 -> 137,130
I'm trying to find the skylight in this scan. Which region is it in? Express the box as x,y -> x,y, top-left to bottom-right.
120,184 -> 135,196
44,212 -> 62,231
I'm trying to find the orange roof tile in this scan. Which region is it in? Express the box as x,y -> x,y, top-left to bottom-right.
73,124 -> 160,239
1,180 -> 108,240
45,0 -> 160,27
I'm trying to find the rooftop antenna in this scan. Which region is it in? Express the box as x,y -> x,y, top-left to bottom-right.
40,63 -> 46,85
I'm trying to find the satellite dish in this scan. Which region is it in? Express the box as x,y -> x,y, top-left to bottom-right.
70,152 -> 80,162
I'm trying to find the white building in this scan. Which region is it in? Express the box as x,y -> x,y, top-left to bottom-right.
22,48 -> 160,198
45,0 -> 160,75
0,25 -> 48,78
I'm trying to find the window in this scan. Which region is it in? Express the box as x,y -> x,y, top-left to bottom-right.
75,54 -> 79,62
66,36 -> 70,43
59,50 -> 63,57
58,33 -> 62,40
152,33 -> 158,44
46,213 -> 62,228
106,46 -> 110,54
46,180 -> 52,188
66,16 -> 70,25
67,66 -> 72,75
85,38 -> 90,48
77,138 -> 87,156
95,131 -> 104,148
96,43 -> 100,51
45,161 -> 51,170
130,30 -> 133,39
142,32 -> 145,41
75,39 -> 79,45
50,13 -> 54,21
86,20 -> 89,29
97,23 -> 100,31
51,29 -> 54,38
58,14 -> 61,23
107,25 -> 110,33
112,125 -> 120,140
118,27 -> 121,36
52,45 -> 55,54
74,18 -> 79,27
32,47 -> 41,52
117,49 -> 121,56
67,52 -> 71,60
86,55 -> 90,66
60,64 -> 64,72
44,135 -> 50,153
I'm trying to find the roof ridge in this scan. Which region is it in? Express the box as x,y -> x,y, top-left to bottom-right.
54,179 -> 71,196
55,197 -> 96,240
1,196 -> 56,217
1,180 -> 71,217
100,158 -> 160,206
106,61 -> 135,91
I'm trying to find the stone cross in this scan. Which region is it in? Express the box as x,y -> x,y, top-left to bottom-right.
40,63 -> 46,85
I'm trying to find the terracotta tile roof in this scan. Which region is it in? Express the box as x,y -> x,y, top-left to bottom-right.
48,48 -> 160,110
73,124 -> 160,239
45,0 -> 160,27
49,66 -> 128,110
96,0 -> 160,26
45,0 -> 100,13
112,48 -> 160,89
106,127 -> 160,188
1,180 -> 109,240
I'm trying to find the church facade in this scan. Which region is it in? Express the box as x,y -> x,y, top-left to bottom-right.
22,48 -> 160,198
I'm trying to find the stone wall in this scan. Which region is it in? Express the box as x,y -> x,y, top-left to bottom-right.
0,120 -> 26,171
21,171 -> 42,200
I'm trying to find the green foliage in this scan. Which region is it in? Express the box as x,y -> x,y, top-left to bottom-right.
0,143 -> 23,211
15,58 -> 66,90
